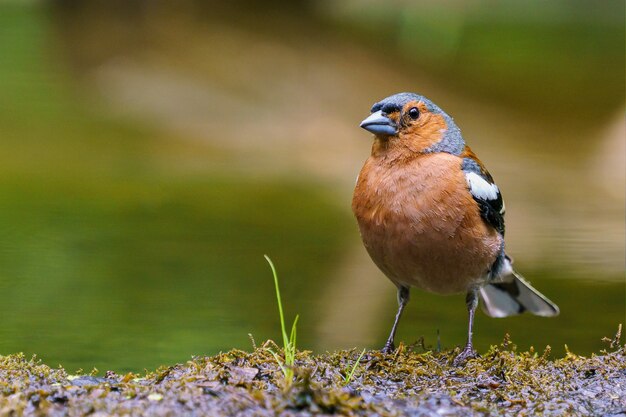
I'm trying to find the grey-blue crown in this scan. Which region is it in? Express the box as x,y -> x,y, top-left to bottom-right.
370,92 -> 444,115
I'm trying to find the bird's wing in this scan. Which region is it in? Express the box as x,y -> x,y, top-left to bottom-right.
462,157 -> 505,235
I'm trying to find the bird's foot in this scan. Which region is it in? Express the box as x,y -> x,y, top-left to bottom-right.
453,345 -> 479,366
380,342 -> 395,354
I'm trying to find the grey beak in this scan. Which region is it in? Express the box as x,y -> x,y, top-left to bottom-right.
360,110 -> 397,136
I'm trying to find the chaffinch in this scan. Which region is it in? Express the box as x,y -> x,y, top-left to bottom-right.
352,92 -> 559,364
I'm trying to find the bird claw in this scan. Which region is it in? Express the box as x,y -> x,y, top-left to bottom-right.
380,342 -> 395,354
453,345 -> 479,366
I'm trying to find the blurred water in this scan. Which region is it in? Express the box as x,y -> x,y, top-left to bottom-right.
0,2 -> 623,372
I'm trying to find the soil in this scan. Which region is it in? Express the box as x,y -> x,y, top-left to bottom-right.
1,335 -> 624,416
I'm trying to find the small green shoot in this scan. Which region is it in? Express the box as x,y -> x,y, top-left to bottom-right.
264,255 -> 299,386
343,348 -> 366,386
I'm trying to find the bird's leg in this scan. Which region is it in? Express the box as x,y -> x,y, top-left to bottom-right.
381,286 -> 410,354
453,287 -> 480,365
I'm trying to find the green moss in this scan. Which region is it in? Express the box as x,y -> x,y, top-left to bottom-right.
1,333 -> 624,416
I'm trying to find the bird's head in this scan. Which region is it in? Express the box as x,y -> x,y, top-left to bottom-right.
360,92 -> 464,156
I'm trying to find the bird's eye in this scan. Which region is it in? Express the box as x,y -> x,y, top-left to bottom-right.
408,107 -> 420,120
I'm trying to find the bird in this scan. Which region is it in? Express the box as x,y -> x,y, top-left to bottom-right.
351,92 -> 559,365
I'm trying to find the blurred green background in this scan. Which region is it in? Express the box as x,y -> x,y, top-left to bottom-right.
0,0 -> 623,372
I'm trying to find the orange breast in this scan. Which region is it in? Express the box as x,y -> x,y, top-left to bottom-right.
352,152 -> 501,294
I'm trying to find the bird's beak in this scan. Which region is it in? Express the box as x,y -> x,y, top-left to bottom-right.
360,110 -> 397,136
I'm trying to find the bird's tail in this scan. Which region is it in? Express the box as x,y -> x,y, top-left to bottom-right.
479,271 -> 559,318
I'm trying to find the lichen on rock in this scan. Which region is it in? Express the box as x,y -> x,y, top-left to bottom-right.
1,335 -> 624,416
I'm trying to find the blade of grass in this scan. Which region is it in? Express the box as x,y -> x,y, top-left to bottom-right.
263,255 -> 299,385
264,255 -> 289,350
289,315 -> 299,353
343,348 -> 366,386
266,348 -> 287,377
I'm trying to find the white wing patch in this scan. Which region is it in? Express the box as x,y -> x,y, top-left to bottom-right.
465,171 -> 499,200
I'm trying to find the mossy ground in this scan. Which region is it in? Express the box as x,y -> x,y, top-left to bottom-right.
1,335 -> 624,417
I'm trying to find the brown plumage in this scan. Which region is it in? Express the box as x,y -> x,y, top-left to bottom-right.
352,93 -> 558,365
353,151 -> 502,295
